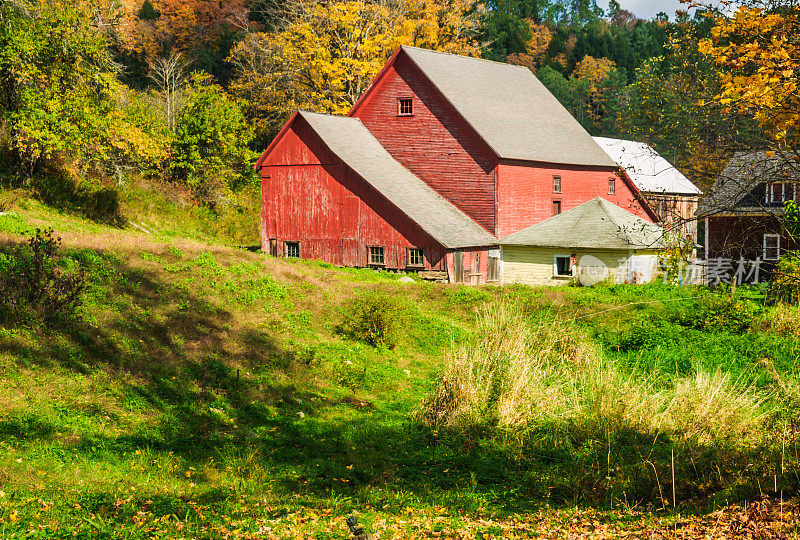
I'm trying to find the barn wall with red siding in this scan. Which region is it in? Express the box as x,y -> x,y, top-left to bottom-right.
496,161 -> 654,237
351,52 -> 498,234
260,117 -> 448,270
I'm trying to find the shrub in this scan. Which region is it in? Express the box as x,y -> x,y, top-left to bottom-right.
0,228 -> 85,324
675,291 -> 756,332
767,252 -> 800,305
339,292 -> 401,348
756,304 -> 800,338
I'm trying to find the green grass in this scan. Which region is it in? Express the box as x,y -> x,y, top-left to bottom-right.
0,188 -> 798,538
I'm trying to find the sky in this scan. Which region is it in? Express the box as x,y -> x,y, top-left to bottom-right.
597,0 -> 689,19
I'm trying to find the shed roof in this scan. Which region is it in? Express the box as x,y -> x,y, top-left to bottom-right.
399,46 -> 617,168
699,151 -> 800,216
592,137 -> 701,195
498,197 -> 664,250
297,111 -> 497,249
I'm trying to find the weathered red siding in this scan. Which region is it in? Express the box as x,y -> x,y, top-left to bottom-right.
350,52 -> 498,234
496,161 -> 654,237
260,116 -> 448,270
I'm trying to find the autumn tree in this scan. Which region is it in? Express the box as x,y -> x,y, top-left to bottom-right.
618,24 -> 762,189
227,0 -> 481,144
699,3 -> 800,149
507,20 -> 552,70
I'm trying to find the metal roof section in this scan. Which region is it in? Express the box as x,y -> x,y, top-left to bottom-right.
593,137 -> 701,195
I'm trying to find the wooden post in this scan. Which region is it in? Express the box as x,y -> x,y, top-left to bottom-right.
671,448 -> 676,509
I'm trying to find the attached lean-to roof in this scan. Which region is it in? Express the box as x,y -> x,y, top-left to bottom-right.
499,197 -> 664,250
297,111 -> 497,249
593,137 -> 701,195
399,46 -> 617,168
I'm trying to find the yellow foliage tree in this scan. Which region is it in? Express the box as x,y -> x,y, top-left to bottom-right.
572,55 -> 617,91
507,20 -> 552,72
228,0 -> 480,142
699,6 -> 800,144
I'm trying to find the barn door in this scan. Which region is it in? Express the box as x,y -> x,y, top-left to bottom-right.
470,251 -> 481,285
453,251 -> 464,283
269,239 -> 278,257
340,193 -> 360,266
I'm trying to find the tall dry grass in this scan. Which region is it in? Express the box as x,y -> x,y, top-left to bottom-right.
423,302 -> 770,445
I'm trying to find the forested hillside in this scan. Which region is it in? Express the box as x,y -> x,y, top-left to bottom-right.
0,0 -> 768,227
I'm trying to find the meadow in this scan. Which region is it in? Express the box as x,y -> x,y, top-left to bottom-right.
0,181 -> 798,538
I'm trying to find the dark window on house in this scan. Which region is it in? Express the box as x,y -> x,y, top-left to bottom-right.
407,248 -> 424,267
284,241 -> 300,258
608,177 -> 616,195
554,255 -> 572,276
369,246 -> 385,265
398,98 -> 413,116
553,175 -> 562,193
768,182 -> 798,204
764,234 -> 781,261
552,200 -> 562,216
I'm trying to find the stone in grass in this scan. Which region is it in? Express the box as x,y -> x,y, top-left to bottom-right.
398,276 -> 415,284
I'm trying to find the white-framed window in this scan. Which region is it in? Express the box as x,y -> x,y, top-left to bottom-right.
767,182 -> 798,204
553,255 -> 572,277
407,248 -> 424,267
763,234 -> 781,261
284,241 -> 300,258
608,177 -> 616,195
553,175 -> 562,193
398,98 -> 413,116
368,246 -> 385,265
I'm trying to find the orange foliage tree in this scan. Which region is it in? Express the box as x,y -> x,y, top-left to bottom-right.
507,20 -> 552,71
119,0 -> 248,61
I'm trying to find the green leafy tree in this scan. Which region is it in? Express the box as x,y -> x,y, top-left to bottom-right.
170,73 -> 256,206
0,1 -> 117,176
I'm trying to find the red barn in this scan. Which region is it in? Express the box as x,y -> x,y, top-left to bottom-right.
255,46 -> 657,284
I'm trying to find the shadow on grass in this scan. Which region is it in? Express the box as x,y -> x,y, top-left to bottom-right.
0,249 -> 797,515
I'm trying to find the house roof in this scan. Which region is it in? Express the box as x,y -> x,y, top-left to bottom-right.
398,46 -> 617,168
698,151 -> 800,216
592,137 -> 701,195
498,197 -> 664,250
297,111 -> 497,249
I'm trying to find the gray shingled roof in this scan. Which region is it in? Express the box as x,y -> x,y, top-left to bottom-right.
298,111 -> 497,249
698,151 -> 800,216
593,137 -> 701,195
498,197 -> 664,249
401,46 -> 617,168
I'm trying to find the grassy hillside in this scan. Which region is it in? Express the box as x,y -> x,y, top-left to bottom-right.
0,187 -> 799,538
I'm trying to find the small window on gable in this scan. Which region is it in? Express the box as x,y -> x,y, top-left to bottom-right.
552,200 -> 562,216
284,241 -> 300,258
398,98 -> 413,116
553,175 -> 562,193
608,177 -> 616,195
554,255 -> 572,277
407,248 -> 424,267
764,234 -> 781,261
369,246 -> 385,266
768,182 -> 798,204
